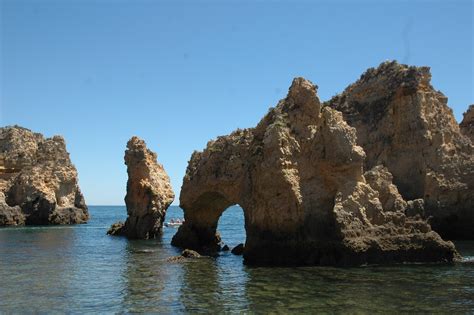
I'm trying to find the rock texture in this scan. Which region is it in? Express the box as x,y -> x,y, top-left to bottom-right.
108,136 -> 174,239
363,166 -> 407,213
171,77 -> 458,266
0,192 -> 24,226
460,104 -> 474,142
326,61 -> 474,239
0,126 -> 88,226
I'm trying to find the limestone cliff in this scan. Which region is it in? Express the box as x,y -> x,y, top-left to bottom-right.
108,136 -> 174,239
0,126 -> 88,226
363,165 -> 407,213
460,104 -> 474,142
326,61 -> 474,239
171,78 -> 458,266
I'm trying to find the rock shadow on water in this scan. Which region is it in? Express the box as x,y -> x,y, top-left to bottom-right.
119,240 -> 182,313
178,253 -> 250,313
0,226 -> 77,311
242,261 -> 474,313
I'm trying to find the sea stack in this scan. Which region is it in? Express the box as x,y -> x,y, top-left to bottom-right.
108,136 -> 174,239
326,61 -> 474,239
171,76 -> 458,266
0,126 -> 88,226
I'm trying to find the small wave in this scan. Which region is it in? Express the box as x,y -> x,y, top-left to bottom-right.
133,249 -> 155,254
0,226 -> 73,231
462,256 -> 474,263
0,225 -> 108,231
77,226 -> 110,229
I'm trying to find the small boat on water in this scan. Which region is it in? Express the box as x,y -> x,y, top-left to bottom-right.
164,219 -> 184,227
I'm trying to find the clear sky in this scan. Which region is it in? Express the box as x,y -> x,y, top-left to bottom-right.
1,0 -> 472,205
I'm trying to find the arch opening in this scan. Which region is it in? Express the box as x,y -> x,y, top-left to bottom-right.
171,191 -> 248,254
216,204 -> 247,254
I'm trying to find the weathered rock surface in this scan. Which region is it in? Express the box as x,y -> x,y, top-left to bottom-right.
108,136 -> 174,239
363,165 -> 407,213
363,165 -> 427,218
460,104 -> 474,142
326,61 -> 474,239
0,126 -> 88,226
107,221 -> 124,235
171,77 -> 458,266
0,192 -> 24,226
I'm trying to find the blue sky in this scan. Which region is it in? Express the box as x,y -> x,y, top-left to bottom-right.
1,0 -> 472,205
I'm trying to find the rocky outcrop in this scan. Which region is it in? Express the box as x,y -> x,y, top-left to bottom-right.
171,77 -> 458,266
0,192 -> 24,226
460,105 -> 474,142
363,165 -> 407,213
231,244 -> 244,255
326,61 -> 474,239
107,221 -> 124,235
108,136 -> 174,239
0,126 -> 88,226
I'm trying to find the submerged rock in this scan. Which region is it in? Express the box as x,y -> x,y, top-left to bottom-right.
107,221 -> 125,235
108,136 -> 174,239
167,249 -> 201,262
0,126 -> 88,226
181,249 -> 201,258
326,61 -> 474,239
231,244 -> 244,255
171,77 -> 458,266
460,104 -> 474,143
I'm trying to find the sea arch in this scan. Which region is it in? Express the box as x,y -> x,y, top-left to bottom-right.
172,190 -> 249,252
171,76 -> 458,266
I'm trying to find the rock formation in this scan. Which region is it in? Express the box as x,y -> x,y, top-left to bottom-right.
363,165 -> 408,213
0,192 -> 24,226
326,61 -> 474,239
108,136 -> 174,239
171,77 -> 458,266
0,126 -> 88,226
231,244 -> 244,256
460,104 -> 474,142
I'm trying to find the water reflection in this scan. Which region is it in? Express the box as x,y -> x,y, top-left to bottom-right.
1,207 -> 474,313
120,240 -> 182,312
180,258 -> 224,313
242,263 -> 474,313
178,254 -> 250,313
0,227 -> 75,311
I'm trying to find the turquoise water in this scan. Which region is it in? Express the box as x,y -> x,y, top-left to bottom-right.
0,206 -> 473,313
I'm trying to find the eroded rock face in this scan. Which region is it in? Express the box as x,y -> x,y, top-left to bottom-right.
108,136 -> 174,239
0,126 -> 88,226
326,61 -> 474,239
460,105 -> 474,142
171,78 -> 458,266
0,192 -> 24,226
363,165 -> 407,213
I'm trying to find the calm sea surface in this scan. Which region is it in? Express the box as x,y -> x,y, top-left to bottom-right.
0,206 -> 473,313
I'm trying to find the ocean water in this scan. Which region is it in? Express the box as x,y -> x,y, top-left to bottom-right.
0,206 -> 473,313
